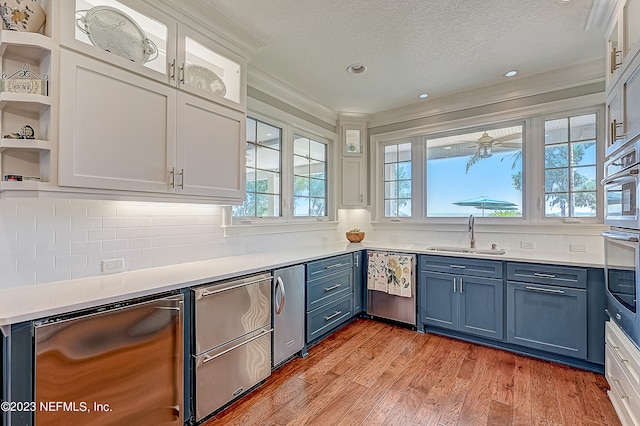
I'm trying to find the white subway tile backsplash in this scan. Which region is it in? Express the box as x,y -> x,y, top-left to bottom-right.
129,238 -> 152,249
71,241 -> 102,257
129,217 -> 152,227
0,199 -> 606,289
88,229 -> 117,241
103,217 -> 129,228
71,217 -> 102,230
102,239 -> 129,253
141,227 -> 164,238
54,254 -> 87,269
116,228 -> 142,239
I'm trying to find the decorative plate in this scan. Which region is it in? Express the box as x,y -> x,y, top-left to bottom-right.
76,6 -> 158,64
185,64 -> 226,97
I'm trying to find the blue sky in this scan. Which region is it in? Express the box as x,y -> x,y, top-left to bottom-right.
426,151 -> 522,217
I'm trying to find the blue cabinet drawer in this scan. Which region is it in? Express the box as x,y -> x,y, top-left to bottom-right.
306,254 -> 353,279
306,293 -> 352,343
306,269 -> 352,311
506,262 -> 587,289
420,255 -> 502,279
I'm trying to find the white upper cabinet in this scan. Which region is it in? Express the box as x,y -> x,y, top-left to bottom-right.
338,117 -> 368,208
56,0 -> 248,203
605,0 -> 640,156
59,0 -> 246,110
58,49 -> 176,193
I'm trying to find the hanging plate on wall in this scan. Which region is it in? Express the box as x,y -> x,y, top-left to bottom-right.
76,6 -> 158,64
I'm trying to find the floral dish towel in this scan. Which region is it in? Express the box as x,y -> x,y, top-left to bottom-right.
386,254 -> 413,298
367,251 -> 388,293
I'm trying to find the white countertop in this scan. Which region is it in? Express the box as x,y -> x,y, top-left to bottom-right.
0,241 -> 603,326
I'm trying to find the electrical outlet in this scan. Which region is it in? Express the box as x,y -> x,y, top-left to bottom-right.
101,258 -> 124,274
520,241 -> 535,249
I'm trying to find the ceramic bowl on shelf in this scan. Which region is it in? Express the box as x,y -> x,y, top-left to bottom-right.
0,0 -> 46,33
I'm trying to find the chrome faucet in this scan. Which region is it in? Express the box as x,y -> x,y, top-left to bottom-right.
468,214 -> 476,249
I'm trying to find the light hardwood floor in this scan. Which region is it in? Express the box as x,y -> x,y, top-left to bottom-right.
205,318 -> 621,425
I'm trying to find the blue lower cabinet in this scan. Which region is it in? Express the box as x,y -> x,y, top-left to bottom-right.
421,271 -> 503,340
421,271 -> 459,331
459,275 -> 504,340
306,293 -> 352,342
506,281 -> 587,359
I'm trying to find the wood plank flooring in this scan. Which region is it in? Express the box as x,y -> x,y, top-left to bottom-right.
204,319 -> 620,426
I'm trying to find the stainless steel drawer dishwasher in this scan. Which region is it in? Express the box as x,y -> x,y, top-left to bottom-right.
192,273 -> 272,422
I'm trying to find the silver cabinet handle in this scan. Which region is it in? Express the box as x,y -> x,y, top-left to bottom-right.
169,167 -> 175,188
203,328 -> 272,363
325,311 -> 342,321
325,263 -> 344,269
601,230 -> 640,242
453,277 -> 457,293
525,286 -> 564,294
450,265 -> 466,269
169,58 -> 176,81
179,63 -> 185,83
324,283 -> 342,292
179,168 -> 184,189
533,273 -> 556,279
611,345 -> 629,364
275,276 -> 286,315
200,277 -> 270,297
354,254 -> 359,267
610,377 -> 628,400
460,277 -> 463,293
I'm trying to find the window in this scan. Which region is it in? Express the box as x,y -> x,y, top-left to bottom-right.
233,117 -> 281,217
544,113 -> 597,217
425,125 -> 523,217
293,134 -> 327,216
384,142 -> 412,217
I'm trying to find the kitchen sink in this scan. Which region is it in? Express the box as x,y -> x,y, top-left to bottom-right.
425,246 -> 506,255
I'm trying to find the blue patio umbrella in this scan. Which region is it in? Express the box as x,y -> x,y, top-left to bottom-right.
453,196 -> 518,217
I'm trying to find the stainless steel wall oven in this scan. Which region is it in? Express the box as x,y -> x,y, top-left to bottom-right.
603,139 -> 640,349
602,229 -> 640,349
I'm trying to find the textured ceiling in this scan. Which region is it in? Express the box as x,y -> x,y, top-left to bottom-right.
199,0 -> 605,114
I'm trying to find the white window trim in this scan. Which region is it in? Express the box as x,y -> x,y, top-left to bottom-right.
369,94 -> 604,227
224,101 -> 337,235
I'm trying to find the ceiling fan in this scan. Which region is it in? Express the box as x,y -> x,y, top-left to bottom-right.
469,131 -> 522,158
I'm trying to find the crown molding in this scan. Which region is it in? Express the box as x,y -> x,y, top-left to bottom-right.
248,67 -> 338,125
368,59 -> 605,128
586,0 -> 619,31
151,0 -> 265,59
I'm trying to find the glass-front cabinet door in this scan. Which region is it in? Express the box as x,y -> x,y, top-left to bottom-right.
59,0 -> 245,109
177,26 -> 244,109
60,0 -> 175,83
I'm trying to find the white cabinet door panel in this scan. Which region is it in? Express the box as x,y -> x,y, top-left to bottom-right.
341,157 -> 366,207
176,92 -> 245,200
59,50 -> 176,193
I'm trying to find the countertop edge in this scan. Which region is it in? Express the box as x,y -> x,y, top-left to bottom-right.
0,242 -> 603,326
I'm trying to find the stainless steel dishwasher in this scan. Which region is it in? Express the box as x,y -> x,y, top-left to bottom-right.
272,265 -> 305,367
34,293 -> 184,426
192,273 -> 272,422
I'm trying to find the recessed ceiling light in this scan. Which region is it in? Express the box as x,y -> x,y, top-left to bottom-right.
443,146 -> 452,150
557,0 -> 571,3
418,93 -> 429,99
504,70 -> 518,77
347,63 -> 367,74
